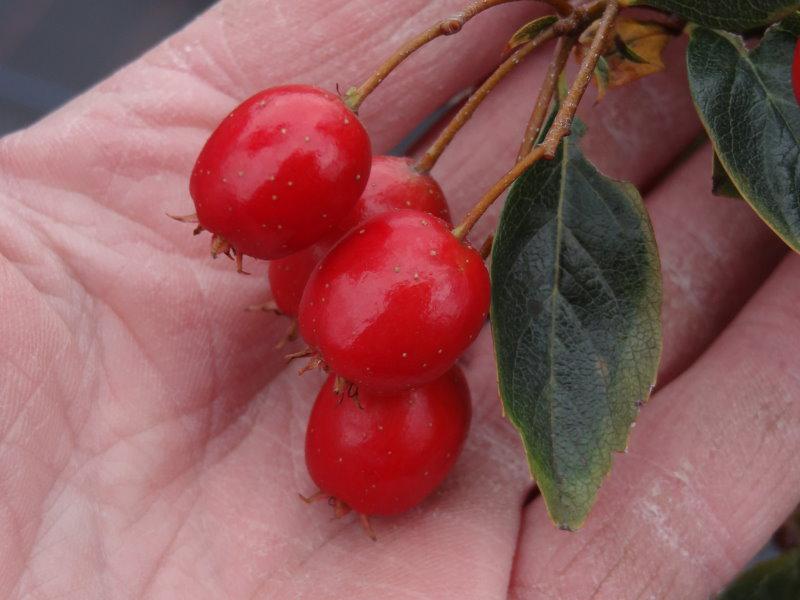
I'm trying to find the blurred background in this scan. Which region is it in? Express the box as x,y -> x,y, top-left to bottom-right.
0,0 -> 215,135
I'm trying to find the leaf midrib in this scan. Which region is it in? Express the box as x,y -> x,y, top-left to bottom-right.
543,138 -> 569,486
729,33 -> 799,148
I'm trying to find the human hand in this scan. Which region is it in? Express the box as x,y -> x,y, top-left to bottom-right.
0,1 -> 797,598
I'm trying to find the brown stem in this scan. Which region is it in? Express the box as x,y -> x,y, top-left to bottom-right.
345,0 -> 575,112
416,0 -> 606,174
345,0 -> 533,112
517,35 -> 576,160
452,146 -> 547,240
415,32 -> 554,174
479,234 -> 495,259
542,0 -> 619,157
452,0 -> 619,241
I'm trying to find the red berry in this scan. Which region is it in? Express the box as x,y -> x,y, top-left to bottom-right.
268,155 -> 451,318
298,209 -> 490,390
268,242 -> 331,318
793,40 -> 800,105
305,367 -> 472,516
332,155 -> 451,236
190,85 -> 371,260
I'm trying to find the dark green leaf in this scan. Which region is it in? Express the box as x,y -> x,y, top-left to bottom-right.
718,550 -> 800,599
491,125 -> 662,530
629,0 -> 800,32
712,151 -> 743,199
688,26 -> 800,252
506,15 -> 559,51
777,10 -> 800,35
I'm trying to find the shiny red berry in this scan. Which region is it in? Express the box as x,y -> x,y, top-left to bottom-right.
267,155 -> 450,317
190,85 -> 371,260
305,367 -> 471,516
793,40 -> 800,105
298,209 -> 490,391
331,155 -> 451,237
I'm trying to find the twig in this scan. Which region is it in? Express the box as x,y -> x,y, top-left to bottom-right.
452,146 -> 547,240
517,35 -> 576,160
479,234 -> 495,259
345,0 -> 536,112
415,30 -> 555,174
416,0 -> 606,174
541,0 -> 619,157
452,0 -> 619,240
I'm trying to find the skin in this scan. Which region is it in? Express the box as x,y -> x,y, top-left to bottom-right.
0,0 -> 795,598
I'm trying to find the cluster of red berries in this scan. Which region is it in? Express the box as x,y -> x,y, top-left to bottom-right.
183,85 -> 491,535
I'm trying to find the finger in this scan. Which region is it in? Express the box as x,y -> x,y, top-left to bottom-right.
648,146 -> 786,383
509,258 -> 800,599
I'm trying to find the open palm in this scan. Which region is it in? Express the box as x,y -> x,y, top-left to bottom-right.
1,1 -> 798,598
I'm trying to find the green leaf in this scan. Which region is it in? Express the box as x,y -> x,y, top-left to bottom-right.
506,15 -> 559,51
687,26 -> 800,252
712,151 -> 743,199
490,125 -> 662,530
628,0 -> 800,32
777,10 -> 800,35
718,550 -> 800,599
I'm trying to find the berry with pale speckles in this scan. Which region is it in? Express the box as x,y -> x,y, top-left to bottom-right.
267,155 -> 451,318
189,85 -> 371,260
298,209 -> 490,391
305,367 -> 471,516
332,155 -> 451,237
